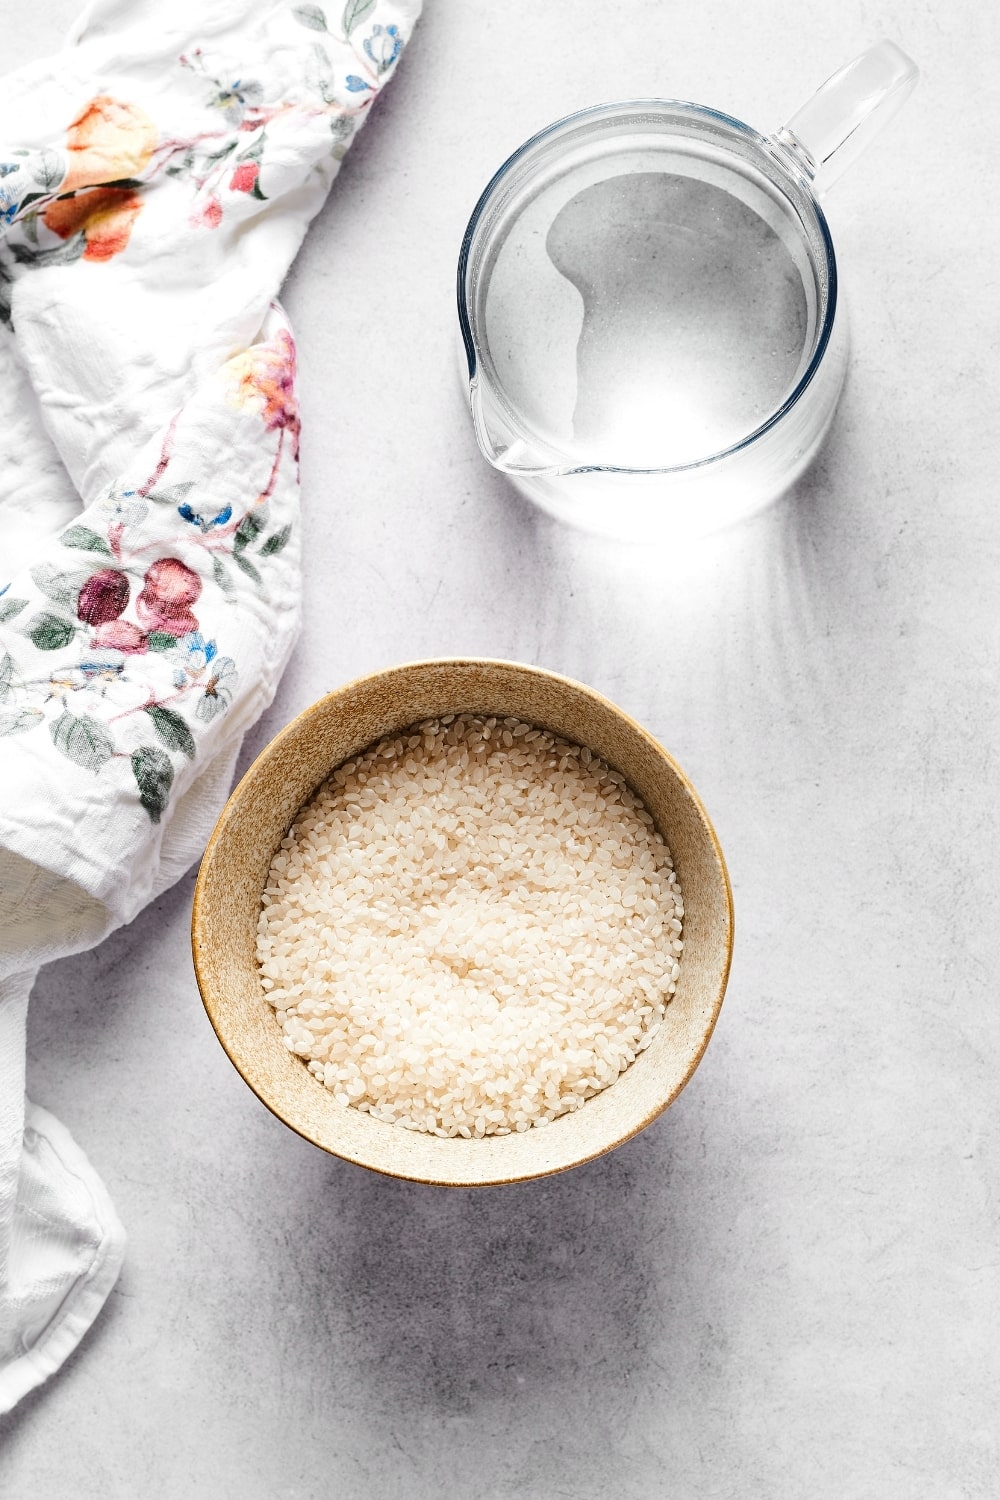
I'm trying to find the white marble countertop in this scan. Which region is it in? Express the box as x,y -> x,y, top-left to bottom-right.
2,2 -> 998,1496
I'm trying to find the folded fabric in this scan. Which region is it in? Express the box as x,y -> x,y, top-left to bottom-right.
0,0 -> 419,1412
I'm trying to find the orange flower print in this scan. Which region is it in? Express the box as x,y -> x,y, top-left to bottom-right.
43,186 -> 143,262
62,96 -> 158,193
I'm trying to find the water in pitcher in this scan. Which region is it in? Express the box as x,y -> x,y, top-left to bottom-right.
481,150 -> 816,473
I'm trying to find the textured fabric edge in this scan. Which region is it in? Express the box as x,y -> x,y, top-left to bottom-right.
0,1102 -> 126,1416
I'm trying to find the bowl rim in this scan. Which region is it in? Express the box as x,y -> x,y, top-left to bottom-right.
191,656 -> 735,1185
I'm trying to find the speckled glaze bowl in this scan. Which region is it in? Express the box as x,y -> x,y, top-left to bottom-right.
191,658 -> 733,1185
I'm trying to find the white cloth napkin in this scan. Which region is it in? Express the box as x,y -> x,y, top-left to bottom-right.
0,0 -> 419,1412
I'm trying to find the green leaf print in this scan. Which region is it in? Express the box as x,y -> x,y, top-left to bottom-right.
292,3 -> 328,31
342,0 -> 375,35
148,481 -> 196,506
131,745 -> 174,822
201,142 -> 237,168
212,556 -> 235,597
30,563 -> 89,608
235,133 -> 267,165
26,612 -> 76,651
145,705 -> 196,759
31,149 -> 64,192
0,651 -> 15,701
61,525 -> 112,556
146,632 -> 178,652
50,711 -> 116,771
233,512 -> 264,553
0,597 -> 28,624
306,42 -> 336,104
260,525 -> 292,557
0,708 -> 44,737
233,552 -> 262,584
10,235 -> 86,268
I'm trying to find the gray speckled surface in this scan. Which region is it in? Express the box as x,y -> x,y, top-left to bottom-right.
2,1 -> 999,1496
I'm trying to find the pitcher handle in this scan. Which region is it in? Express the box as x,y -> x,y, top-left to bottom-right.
771,41 -> 919,194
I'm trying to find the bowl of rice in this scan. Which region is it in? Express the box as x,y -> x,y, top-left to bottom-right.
192,658 -> 733,1185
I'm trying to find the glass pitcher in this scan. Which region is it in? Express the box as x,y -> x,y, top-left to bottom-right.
457,42 -> 919,539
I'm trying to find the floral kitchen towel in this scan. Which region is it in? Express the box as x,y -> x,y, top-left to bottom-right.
0,0 -> 419,1412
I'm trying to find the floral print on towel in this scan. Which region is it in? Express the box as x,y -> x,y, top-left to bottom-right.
0,323 -> 300,823
0,1 -> 409,312
0,1 -> 416,816
0,95 -> 156,273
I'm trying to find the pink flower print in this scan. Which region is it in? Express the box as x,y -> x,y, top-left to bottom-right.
190,193 -> 223,230
229,161 -> 259,194
90,620 -> 149,654
228,329 -> 299,440
136,557 -> 202,638
77,568 -> 129,626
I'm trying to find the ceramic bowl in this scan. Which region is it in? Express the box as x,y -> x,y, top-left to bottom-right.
191,658 -> 733,1185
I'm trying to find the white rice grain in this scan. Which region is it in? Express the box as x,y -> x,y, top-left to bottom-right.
256,715 -> 683,1137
